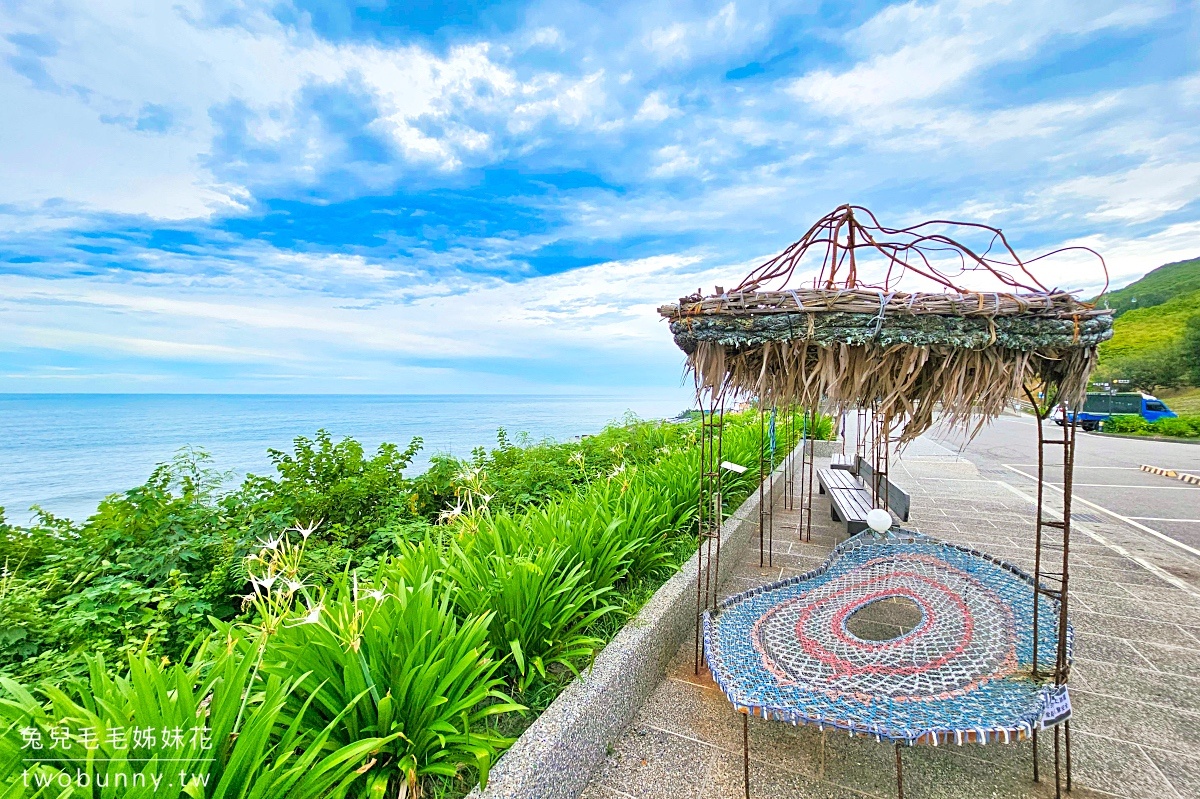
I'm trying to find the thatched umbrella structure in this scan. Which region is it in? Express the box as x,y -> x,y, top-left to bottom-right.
664,205 -> 1111,799
659,204 -> 1112,442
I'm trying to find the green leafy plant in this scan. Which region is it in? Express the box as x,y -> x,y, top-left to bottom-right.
259,570 -> 521,797
446,542 -> 615,691
0,636 -> 392,799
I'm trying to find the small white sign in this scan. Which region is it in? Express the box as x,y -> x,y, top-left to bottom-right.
720,460 -> 748,474
1040,687 -> 1072,728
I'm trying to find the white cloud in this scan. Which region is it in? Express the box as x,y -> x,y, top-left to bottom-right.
634,90 -> 678,123
0,1 -> 617,217
1044,161 -> 1200,223
792,0 -> 1170,113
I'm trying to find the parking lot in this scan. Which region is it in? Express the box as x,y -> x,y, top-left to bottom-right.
932,415 -> 1200,559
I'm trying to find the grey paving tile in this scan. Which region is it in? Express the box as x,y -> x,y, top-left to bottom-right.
1144,747 -> 1200,799
1067,731 -> 1182,799
1073,633 -> 1158,669
1072,690 -> 1200,749
1133,641 -> 1200,677
589,725 -> 718,799
1072,660 -> 1200,709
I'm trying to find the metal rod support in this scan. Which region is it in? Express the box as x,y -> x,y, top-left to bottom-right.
743,712 -> 750,799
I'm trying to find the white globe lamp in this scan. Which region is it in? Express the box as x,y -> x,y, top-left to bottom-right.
866,508 -> 892,534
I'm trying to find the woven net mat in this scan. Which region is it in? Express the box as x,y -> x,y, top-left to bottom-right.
703,531 -> 1071,744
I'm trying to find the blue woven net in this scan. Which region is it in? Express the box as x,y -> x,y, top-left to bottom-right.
704,530 -> 1071,744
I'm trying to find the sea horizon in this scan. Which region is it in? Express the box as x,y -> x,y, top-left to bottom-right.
0,390 -> 695,524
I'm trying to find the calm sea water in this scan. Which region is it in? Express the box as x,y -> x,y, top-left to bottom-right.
0,393 -> 694,524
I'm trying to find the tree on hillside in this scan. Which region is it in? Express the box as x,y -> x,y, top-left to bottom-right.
1113,349 -> 1186,393
1183,315 -> 1200,386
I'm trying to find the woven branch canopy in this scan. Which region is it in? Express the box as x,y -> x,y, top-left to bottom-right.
658,205 -> 1113,442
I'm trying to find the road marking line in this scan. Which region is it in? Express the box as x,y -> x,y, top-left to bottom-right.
1128,517 -> 1200,523
1003,465 -> 1200,560
1037,483 -> 1200,489
992,480 -> 1200,599
1004,465 -> 1140,470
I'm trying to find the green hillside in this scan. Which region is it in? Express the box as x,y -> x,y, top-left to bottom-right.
1092,255 -> 1200,390
1095,256 -> 1200,317
1098,287 -> 1200,361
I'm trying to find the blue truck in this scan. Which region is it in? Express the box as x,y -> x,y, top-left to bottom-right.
1055,392 -> 1177,431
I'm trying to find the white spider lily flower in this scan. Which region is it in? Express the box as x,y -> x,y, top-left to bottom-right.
254,574 -> 279,592
257,536 -> 281,551
302,603 -> 323,624
284,579 -> 305,594
438,501 -> 465,523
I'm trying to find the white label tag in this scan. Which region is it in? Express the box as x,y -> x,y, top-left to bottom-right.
1040,687 -> 1072,728
720,461 -> 748,474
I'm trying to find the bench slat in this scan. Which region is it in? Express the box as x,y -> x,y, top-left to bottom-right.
854,455 -> 912,521
827,487 -> 872,535
830,454 -> 855,471
817,468 -> 860,491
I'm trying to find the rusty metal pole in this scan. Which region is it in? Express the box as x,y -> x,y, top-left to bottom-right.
894,742 -> 905,799
694,393 -> 709,674
758,407 -> 766,567
743,712 -> 750,799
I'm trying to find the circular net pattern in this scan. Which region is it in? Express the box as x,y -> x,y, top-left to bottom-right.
704,531 -> 1071,744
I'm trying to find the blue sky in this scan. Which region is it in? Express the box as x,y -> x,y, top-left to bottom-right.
1,0 -> 1198,394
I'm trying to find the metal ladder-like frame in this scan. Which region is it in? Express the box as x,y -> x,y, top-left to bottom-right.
759,405 -> 776,567
695,392 -> 725,674
1025,386 -> 1076,798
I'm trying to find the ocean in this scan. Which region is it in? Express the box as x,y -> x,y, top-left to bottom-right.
0,392 -> 694,524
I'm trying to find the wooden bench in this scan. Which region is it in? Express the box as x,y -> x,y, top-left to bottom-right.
816,457 -> 913,535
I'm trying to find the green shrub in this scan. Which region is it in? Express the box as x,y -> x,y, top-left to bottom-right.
1151,416 -> 1200,438
1103,413 -> 1200,437
1,407 -> 806,797
238,429 -> 423,551
1102,414 -> 1149,434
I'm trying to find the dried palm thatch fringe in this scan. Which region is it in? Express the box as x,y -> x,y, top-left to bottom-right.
680,338 -> 1099,443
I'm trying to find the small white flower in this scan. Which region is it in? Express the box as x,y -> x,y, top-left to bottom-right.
438,501 -> 465,523
367,589 -> 385,602
255,575 -> 279,592
285,579 -> 305,594
302,603 -> 323,624
257,536 -> 281,551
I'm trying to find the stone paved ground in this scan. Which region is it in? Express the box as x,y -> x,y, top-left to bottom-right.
583,429 -> 1200,799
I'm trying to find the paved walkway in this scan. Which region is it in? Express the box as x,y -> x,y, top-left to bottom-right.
584,431 -> 1200,799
